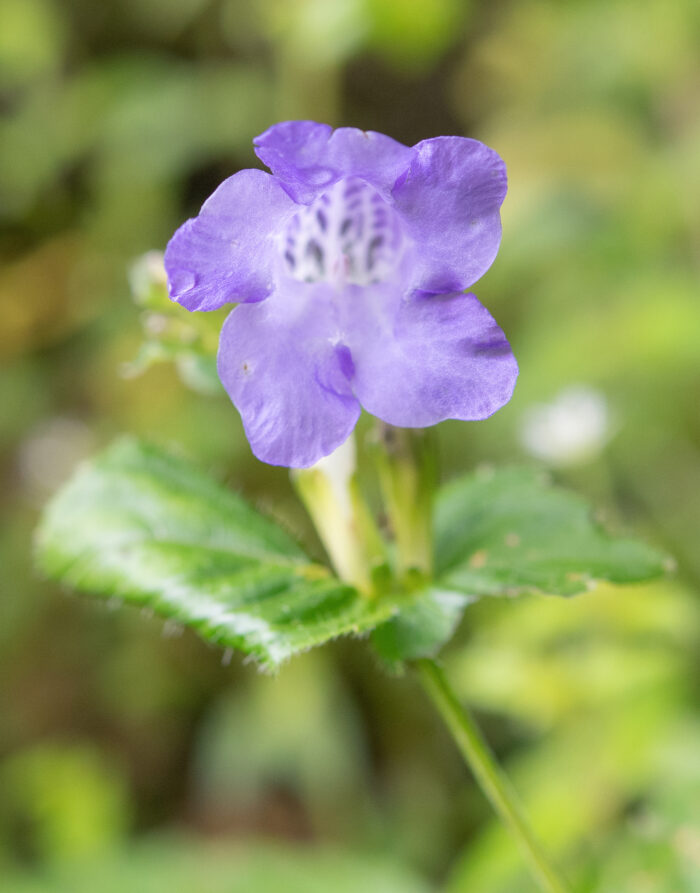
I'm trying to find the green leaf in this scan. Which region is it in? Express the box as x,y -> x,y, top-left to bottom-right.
435,466 -> 669,598
3,835 -> 432,893
373,467 -> 669,665
372,587 -> 473,668
35,438 -> 396,670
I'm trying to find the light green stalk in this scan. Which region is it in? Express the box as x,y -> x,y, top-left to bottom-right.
372,425 -> 436,578
292,435 -> 386,592
416,659 -> 571,893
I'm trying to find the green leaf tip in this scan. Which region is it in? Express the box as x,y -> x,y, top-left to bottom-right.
35,438 -> 396,671
434,466 -> 670,599
371,466 -> 670,666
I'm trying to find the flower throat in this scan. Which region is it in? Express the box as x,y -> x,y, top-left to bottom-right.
282,178 -> 404,287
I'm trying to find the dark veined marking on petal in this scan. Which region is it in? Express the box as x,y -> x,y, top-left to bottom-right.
344,182 -> 363,198
305,239 -> 325,276
367,234 -> 384,270
316,209 -> 328,232
465,327 -> 513,357
335,343 -> 355,379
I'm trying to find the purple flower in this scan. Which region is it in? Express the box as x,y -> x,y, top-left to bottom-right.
165,121 -> 518,467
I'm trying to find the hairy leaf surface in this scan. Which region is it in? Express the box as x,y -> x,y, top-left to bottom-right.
36,439 -> 395,670
372,467 -> 668,664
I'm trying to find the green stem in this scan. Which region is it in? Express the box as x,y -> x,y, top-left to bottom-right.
415,658 -> 571,893
372,425 -> 436,578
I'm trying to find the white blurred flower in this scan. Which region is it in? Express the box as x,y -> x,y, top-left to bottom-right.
128,250 -> 167,304
519,386 -> 612,467
18,416 -> 96,499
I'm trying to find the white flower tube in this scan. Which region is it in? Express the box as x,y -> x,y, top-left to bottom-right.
291,434 -> 385,592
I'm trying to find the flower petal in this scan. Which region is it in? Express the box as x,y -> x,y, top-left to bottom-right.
254,120 -> 413,204
345,286 -> 518,427
217,281 -> 360,467
392,136 -> 507,293
165,169 -> 296,312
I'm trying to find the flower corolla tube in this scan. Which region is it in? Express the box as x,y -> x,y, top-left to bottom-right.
165,121 -> 518,467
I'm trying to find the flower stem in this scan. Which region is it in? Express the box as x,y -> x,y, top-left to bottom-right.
415,658 -> 571,893
372,425 -> 436,578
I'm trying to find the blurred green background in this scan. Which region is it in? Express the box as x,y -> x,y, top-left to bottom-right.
1,0 -> 699,890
